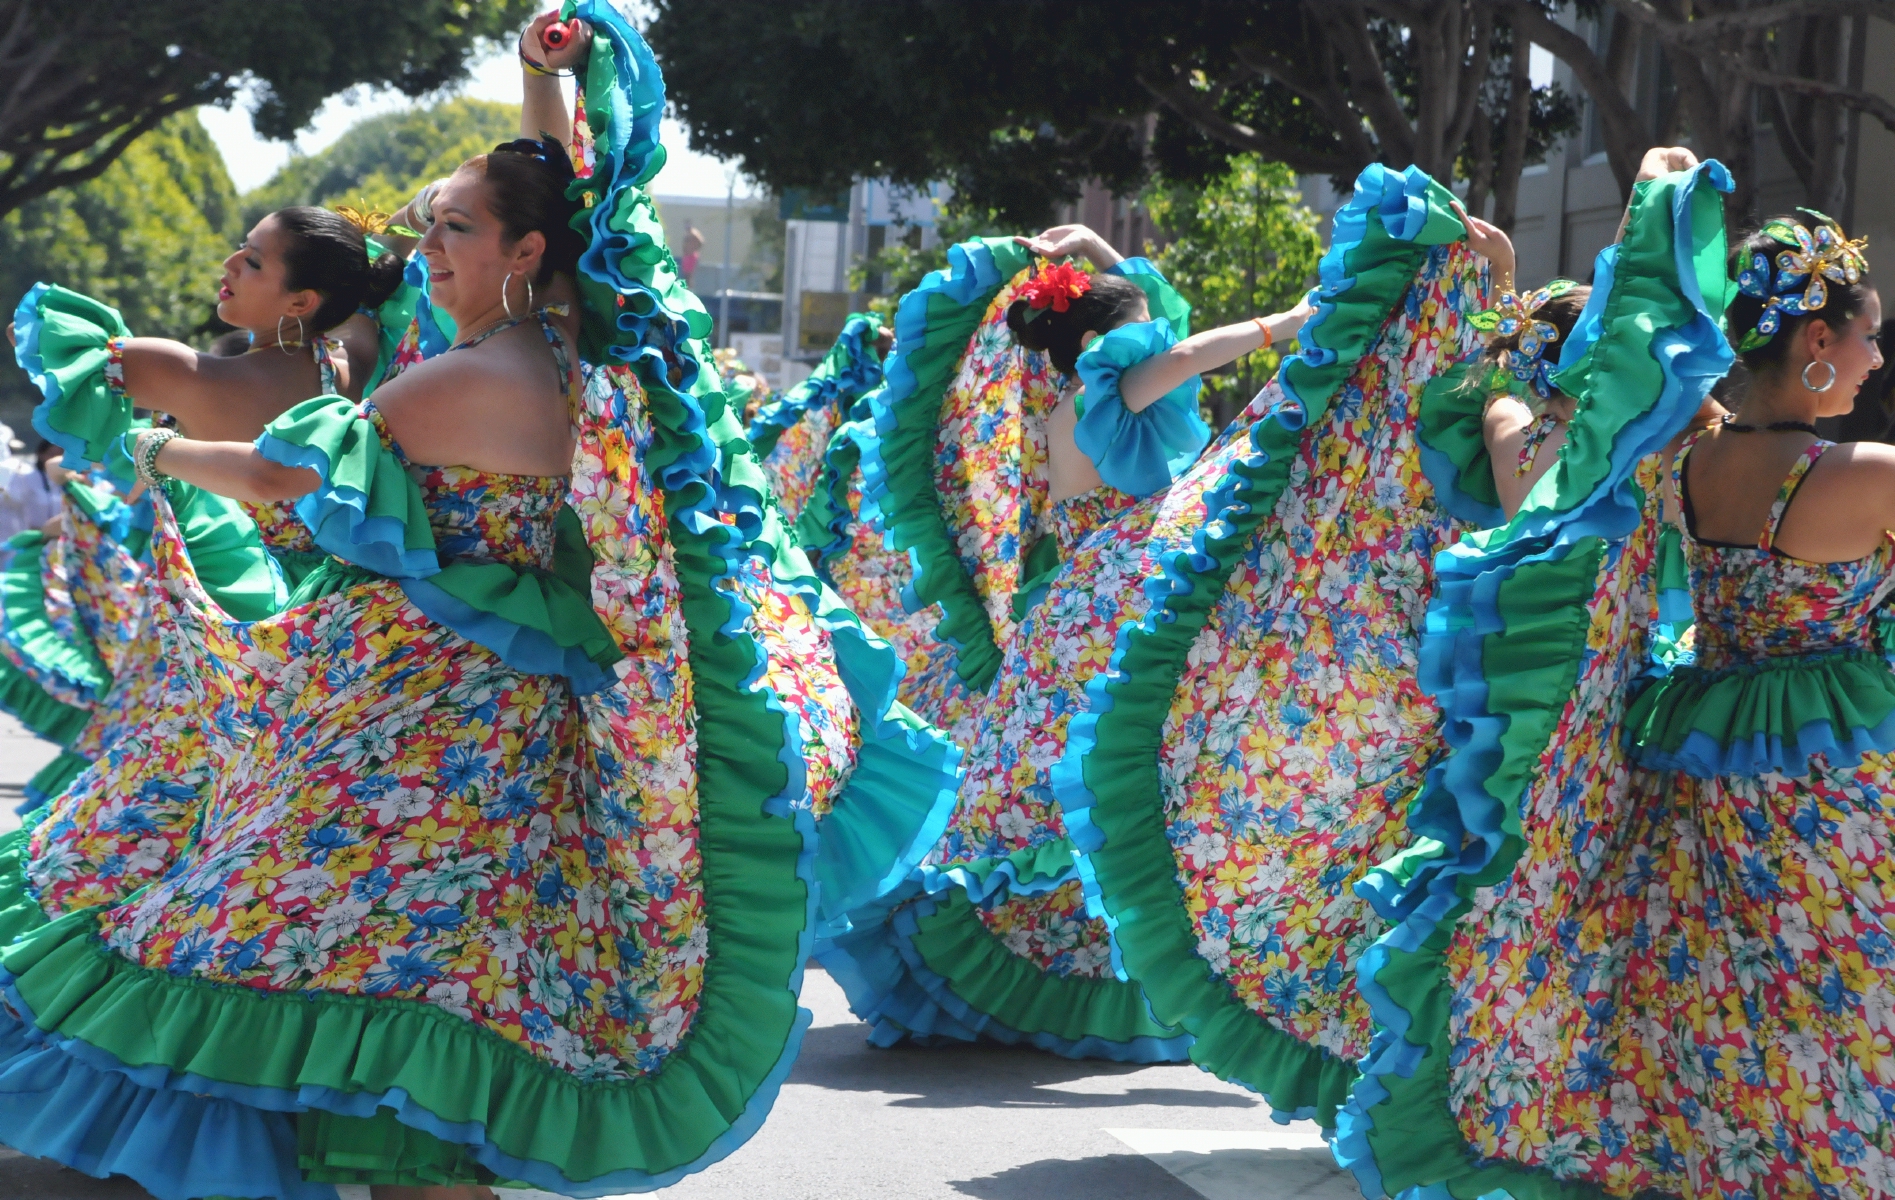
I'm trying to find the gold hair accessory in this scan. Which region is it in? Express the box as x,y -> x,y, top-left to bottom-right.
335,203 -> 420,241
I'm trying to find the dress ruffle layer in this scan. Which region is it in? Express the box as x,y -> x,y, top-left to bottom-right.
1333,161 -> 1737,1199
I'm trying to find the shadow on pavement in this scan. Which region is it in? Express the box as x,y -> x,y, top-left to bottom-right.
0,1150 -> 151,1199
949,1153 -> 1201,1200
792,1023 -> 1256,1110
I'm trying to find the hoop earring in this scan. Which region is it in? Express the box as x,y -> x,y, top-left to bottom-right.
501,272 -> 515,319
525,277 -> 535,313
276,315 -> 305,354
1803,358 -> 1838,392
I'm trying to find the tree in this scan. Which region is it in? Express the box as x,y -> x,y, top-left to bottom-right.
241,99 -> 521,227
1,112 -> 238,429
647,0 -> 1575,229
1144,158 -> 1324,427
0,0 -> 536,218
1496,1 -> 1893,219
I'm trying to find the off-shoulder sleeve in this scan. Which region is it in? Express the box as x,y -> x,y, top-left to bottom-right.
1071,319 -> 1211,497
13,284 -> 134,468
255,396 -> 622,692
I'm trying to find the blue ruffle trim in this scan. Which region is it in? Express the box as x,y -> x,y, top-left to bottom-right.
1072,319 -> 1209,497
0,963 -> 814,1198
813,890 -> 1196,1062
1635,705 -> 1895,779
1331,159 -> 1737,1198
14,283 -> 94,472
254,431 -> 441,581
745,313 -> 884,451
397,577 -> 614,697
913,846 -> 1077,906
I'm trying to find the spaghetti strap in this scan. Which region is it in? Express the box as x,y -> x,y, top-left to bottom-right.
1757,439 -> 1832,552
313,337 -> 340,396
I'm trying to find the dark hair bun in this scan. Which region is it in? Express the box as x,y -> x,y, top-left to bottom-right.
272,206 -> 406,333
1004,271 -> 1148,374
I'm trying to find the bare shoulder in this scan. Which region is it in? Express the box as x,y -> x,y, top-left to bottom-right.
1483,394 -> 1533,438
1810,439 -> 1895,484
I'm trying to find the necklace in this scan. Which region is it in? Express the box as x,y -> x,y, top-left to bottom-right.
1722,414 -> 1820,436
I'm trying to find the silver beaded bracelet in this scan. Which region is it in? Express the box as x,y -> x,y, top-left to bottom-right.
133,427 -> 180,490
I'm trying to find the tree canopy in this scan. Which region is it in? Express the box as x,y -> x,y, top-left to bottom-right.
241,99 -> 521,227
647,0 -> 1576,228
1,112 -> 238,430
0,0 -> 535,218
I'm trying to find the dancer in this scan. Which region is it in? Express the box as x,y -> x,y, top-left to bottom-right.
0,8 -> 957,1196
1333,157 -> 1841,1199
818,209 -> 1433,1064
2,206 -> 413,815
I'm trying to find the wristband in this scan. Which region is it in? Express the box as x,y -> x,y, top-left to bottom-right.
1253,316 -> 1274,350
134,428 -> 180,490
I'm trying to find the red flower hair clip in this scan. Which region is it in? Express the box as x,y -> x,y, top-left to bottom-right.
1019,261 -> 1092,317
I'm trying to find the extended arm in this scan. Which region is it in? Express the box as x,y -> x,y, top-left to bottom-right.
151,437 -> 319,505
1119,300 -> 1314,412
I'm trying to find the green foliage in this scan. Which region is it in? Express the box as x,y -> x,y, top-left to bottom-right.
1,0 -> 537,218
242,99 -> 521,228
1,112 -> 239,426
1144,156 -> 1322,419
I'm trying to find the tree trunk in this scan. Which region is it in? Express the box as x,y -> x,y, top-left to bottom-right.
1492,19 -> 1533,232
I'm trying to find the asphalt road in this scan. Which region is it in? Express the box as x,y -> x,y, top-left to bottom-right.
0,713 -> 1363,1200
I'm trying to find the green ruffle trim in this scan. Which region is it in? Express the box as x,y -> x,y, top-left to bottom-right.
0,529 -> 107,704
790,422 -> 864,564
0,826 -> 50,947
1415,355 -> 1505,526
907,891 -> 1181,1046
1341,164 -> 1735,1200
164,484 -> 289,624
16,284 -> 132,468
866,237 -> 1036,692
746,311 -> 885,461
1625,647 -> 1895,777
1065,165 -> 1465,1126
24,750 -> 88,808
0,657 -> 87,747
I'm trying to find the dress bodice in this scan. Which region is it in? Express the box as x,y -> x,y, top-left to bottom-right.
1678,433 -> 1895,669
368,405 -> 567,572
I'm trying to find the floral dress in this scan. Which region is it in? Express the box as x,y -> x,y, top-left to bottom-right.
0,8 -> 960,1194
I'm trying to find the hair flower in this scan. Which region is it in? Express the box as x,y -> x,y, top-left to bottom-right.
1469,279 -> 1577,401
1019,261 -> 1092,316
1734,210 -> 1868,353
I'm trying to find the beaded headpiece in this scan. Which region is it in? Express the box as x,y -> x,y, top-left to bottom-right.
1469,279 -> 1578,400
1018,261 -> 1092,321
1734,210 -> 1869,353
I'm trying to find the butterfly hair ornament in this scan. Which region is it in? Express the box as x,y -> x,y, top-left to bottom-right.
1018,260 -> 1092,322
1469,279 -> 1578,402
333,201 -> 419,242
1734,209 -> 1869,353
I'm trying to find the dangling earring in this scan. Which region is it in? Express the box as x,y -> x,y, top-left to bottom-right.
1803,358 -> 1838,392
501,272 -> 516,319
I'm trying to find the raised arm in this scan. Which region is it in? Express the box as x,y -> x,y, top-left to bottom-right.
1118,299 -> 1314,412
519,12 -> 590,147
1015,224 -> 1124,272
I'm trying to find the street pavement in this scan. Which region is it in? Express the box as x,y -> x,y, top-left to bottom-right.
0,712 -> 1363,1200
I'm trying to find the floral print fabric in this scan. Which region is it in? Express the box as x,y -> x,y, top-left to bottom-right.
758,401 -> 839,525
1439,436 -> 1895,1197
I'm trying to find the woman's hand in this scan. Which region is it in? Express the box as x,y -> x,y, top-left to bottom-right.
521,12 -> 592,74
1015,224 -> 1123,270
1636,145 -> 1699,183
1451,201 -> 1517,294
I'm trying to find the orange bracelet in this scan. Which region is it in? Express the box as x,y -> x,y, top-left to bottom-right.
1253,316 -> 1274,349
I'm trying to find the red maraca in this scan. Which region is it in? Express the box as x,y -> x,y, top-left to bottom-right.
541,20 -> 575,52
